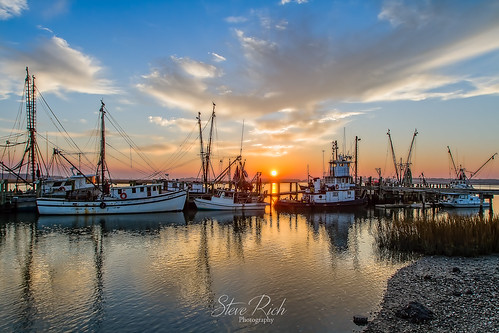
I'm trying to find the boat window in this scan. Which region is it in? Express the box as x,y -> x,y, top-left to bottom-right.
140,187 -> 144,192
153,186 -> 156,191
53,181 -> 62,187
132,188 -> 136,193
118,189 -> 122,194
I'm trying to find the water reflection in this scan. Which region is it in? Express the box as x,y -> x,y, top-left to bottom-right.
37,212 -> 187,232
1,210 -> 416,332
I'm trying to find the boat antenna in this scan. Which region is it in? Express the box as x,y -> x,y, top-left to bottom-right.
239,119 -> 245,157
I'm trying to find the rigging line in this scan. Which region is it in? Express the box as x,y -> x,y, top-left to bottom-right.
156,123 -> 199,172
161,136 -> 198,171
37,89 -> 94,167
37,133 -> 96,173
105,142 -> 155,175
104,109 -> 157,169
163,157 -> 200,172
157,136 -> 193,171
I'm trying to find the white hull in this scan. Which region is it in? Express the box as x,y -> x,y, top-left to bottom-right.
194,197 -> 268,211
37,190 -> 187,215
440,201 -> 490,208
440,194 -> 490,208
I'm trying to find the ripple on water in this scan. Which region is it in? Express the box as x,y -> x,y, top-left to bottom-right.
0,211 -> 414,332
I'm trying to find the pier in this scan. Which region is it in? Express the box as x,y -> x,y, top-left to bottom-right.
263,180 -> 499,211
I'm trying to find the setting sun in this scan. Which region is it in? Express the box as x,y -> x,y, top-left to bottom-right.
271,170 -> 277,177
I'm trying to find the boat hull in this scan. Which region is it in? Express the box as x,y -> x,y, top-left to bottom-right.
440,202 -> 490,208
194,198 -> 268,211
37,190 -> 187,215
274,197 -> 367,211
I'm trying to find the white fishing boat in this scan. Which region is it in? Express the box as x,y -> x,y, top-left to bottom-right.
36,101 -> 186,215
37,183 -> 187,215
440,193 -> 489,208
194,188 -> 267,211
275,141 -> 366,211
438,147 -> 496,209
38,171 -> 97,197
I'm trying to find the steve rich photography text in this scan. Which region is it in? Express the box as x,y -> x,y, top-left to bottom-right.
211,294 -> 287,325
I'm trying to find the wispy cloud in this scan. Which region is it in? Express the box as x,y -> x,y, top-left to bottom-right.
225,16 -> 247,24
148,115 -> 196,132
280,0 -> 308,5
210,52 -> 226,63
0,0 -> 27,20
137,0 -> 499,158
0,36 -> 120,98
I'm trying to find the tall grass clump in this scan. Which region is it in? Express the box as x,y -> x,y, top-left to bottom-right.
376,214 -> 499,256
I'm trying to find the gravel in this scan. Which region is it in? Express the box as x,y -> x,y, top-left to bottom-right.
363,255 -> 499,333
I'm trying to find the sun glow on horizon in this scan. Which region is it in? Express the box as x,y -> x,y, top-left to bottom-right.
271,170 -> 278,177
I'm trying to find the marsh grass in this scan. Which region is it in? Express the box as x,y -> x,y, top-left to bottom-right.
376,214 -> 499,256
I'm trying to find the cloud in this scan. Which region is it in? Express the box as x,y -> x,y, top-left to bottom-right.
148,115 -> 196,132
0,36 -> 119,98
42,0 -> 70,19
280,0 -> 308,5
137,1 -> 499,158
378,0 -> 433,28
0,0 -> 27,20
36,25 -> 54,33
225,16 -> 247,24
210,52 -> 226,63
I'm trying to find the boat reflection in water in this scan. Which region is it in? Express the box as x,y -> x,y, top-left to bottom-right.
1,209 -> 414,332
37,211 -> 188,231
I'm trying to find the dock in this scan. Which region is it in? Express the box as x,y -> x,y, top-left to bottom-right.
262,180 -> 499,211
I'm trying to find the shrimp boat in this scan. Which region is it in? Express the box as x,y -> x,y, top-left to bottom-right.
194,156 -> 268,211
194,188 -> 268,210
274,141 -> 366,211
36,101 -> 187,215
439,148 -> 496,209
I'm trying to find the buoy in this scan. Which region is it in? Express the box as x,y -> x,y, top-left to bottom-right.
120,192 -> 127,199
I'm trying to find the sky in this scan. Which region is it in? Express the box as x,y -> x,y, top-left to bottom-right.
1,0 -> 498,182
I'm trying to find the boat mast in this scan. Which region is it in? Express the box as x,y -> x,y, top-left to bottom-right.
98,100 -> 108,194
447,146 -> 459,178
196,112 -> 206,188
354,136 -> 360,184
470,153 -> 497,179
387,129 -> 400,183
329,140 -> 338,176
205,102 -> 216,185
25,67 -> 37,187
402,129 -> 418,186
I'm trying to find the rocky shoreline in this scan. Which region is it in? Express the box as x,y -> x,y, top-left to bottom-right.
363,255 -> 499,332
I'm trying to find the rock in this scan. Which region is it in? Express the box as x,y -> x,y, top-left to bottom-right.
452,267 -> 461,273
395,301 -> 434,323
353,315 -> 368,325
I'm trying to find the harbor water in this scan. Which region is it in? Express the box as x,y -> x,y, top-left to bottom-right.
1,208 -> 427,332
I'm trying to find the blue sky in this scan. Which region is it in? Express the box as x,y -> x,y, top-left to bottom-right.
1,0 -> 498,180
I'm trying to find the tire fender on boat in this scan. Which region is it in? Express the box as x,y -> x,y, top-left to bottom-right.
100,202 -> 106,209
120,193 -> 127,199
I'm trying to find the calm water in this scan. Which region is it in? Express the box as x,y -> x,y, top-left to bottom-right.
0,208 -> 422,332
